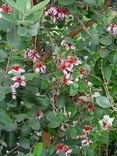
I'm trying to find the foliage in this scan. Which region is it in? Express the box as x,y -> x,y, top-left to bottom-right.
0,0 -> 117,156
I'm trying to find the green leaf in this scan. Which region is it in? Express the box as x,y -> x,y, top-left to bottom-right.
96,96 -> 111,108
84,0 -> 96,5
28,0 -> 50,15
88,75 -> 103,86
46,112 -> 56,121
56,95 -> 66,108
20,138 -> 30,149
24,73 -> 36,81
68,127 -> 78,139
15,114 -> 27,122
36,95 -> 50,108
103,62 -> 112,81
48,120 -> 60,128
70,83 -> 79,96
58,0 -> 75,6
33,143 -> 43,156
0,49 -> 8,59
100,35 -> 112,46
18,26 -> 28,36
111,85 -> 117,96
16,0 -> 31,14
1,13 -> 18,23
29,118 -> 40,130
0,110 -> 13,124
7,0 -> 22,12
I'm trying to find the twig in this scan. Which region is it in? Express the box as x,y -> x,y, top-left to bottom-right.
3,50 -> 12,77
101,59 -> 114,105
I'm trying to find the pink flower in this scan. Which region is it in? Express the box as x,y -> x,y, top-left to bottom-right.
67,56 -> 82,68
35,63 -> 46,74
106,24 -> 117,35
87,104 -> 94,112
56,144 -> 72,155
80,67 -> 86,78
44,6 -> 68,22
25,49 -> 40,62
11,85 -> 17,100
59,60 -> 72,75
81,138 -> 92,146
61,76 -> 73,85
8,64 -> 25,75
81,126 -> 90,138
1,4 -> 11,13
11,76 -> 26,88
36,111 -> 43,120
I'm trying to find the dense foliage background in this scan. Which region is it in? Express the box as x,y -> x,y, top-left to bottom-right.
0,0 -> 117,156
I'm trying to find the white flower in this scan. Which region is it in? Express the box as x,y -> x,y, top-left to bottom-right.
99,115 -> 115,130
35,63 -> 46,74
81,138 -> 92,146
106,24 -> 117,35
25,49 -> 40,62
8,64 -> 25,75
11,76 -> 26,88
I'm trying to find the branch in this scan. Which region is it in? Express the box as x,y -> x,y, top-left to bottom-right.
32,0 -> 41,53
41,0 -> 112,61
67,0 -> 112,37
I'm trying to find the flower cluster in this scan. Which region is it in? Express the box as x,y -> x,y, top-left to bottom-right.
106,24 -> 117,35
25,49 -> 46,74
59,56 -> 82,85
56,144 -> 72,156
8,64 -> 26,100
81,126 -> 92,146
44,6 -> 68,22
99,115 -> 115,131
25,48 -> 40,63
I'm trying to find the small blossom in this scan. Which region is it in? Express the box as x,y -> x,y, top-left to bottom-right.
11,85 -> 17,100
61,76 -> 73,85
61,40 -> 75,50
56,144 -> 72,156
59,60 -> 72,75
60,123 -> 69,131
99,115 -> 115,130
81,126 -> 90,138
11,76 -> 26,88
8,64 -> 25,75
35,62 -> 46,74
1,4 -> 11,13
87,104 -> 94,112
81,138 -> 92,146
80,67 -> 86,78
25,49 -> 40,62
36,111 -> 43,120
44,6 -> 68,22
67,56 -> 82,68
106,24 -> 117,35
